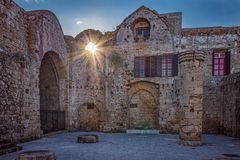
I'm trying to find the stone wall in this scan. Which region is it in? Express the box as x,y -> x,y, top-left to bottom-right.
104,6 -> 181,132
220,73 -> 240,137
64,6 -> 240,136
1,1 -> 240,142
0,0 -> 68,141
66,30 -> 106,131
0,0 -> 28,141
180,27 -> 240,134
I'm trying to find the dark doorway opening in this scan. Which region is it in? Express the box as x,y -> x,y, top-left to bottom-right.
39,52 -> 65,134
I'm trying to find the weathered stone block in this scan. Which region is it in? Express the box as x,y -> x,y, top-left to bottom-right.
16,150 -> 56,160
77,135 -> 99,143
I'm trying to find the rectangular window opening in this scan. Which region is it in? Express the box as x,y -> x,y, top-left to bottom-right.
134,54 -> 178,78
213,52 -> 230,76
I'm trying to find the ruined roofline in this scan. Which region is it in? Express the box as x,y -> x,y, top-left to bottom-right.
116,6 -> 180,29
182,26 -> 240,36
158,11 -> 182,16
9,0 -> 25,13
26,10 -> 65,36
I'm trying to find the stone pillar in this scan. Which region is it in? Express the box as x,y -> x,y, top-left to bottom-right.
178,51 -> 205,146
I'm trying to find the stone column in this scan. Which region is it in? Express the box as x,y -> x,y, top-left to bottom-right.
178,51 -> 205,146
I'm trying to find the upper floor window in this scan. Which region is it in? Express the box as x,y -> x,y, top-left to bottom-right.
134,54 -> 178,78
133,18 -> 150,42
212,51 -> 230,76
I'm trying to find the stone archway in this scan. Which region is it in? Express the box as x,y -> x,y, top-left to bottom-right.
128,81 -> 159,129
78,103 -> 101,131
39,52 -> 66,134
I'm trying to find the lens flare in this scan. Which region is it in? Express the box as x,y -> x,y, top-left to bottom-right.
85,42 -> 97,54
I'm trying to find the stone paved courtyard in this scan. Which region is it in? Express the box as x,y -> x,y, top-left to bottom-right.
0,132 -> 240,160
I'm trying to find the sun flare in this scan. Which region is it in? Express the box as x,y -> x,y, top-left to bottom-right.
85,42 -> 97,54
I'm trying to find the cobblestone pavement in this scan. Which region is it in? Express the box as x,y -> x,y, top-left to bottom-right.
1,132 -> 240,160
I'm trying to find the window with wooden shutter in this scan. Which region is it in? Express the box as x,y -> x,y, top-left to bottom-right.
134,57 -> 145,78
224,52 -> 231,75
162,55 -> 173,77
213,51 -> 230,76
145,57 -> 151,77
172,54 -> 178,76
156,56 -> 162,77
150,56 -> 157,77
139,57 -> 145,77
134,54 -> 178,78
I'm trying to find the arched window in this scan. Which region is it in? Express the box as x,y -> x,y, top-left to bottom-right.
132,18 -> 150,42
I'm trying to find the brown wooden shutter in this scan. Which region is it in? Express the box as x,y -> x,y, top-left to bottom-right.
150,56 -> 157,77
156,55 -> 162,77
224,51 -> 231,75
145,56 -> 151,77
172,54 -> 178,76
134,57 -> 141,78
212,53 -> 215,76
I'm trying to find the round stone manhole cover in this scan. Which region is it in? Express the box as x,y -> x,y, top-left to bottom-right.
16,150 -> 56,160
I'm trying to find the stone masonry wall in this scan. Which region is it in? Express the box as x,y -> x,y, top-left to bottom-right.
102,7 -> 181,132
0,0 -> 68,141
0,0 -> 28,141
66,30 -> 106,131
178,52 -> 205,146
180,28 -> 240,134
2,1 -> 240,142
220,73 -> 240,137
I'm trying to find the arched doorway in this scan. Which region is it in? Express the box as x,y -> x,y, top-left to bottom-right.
128,81 -> 159,129
39,52 -> 66,134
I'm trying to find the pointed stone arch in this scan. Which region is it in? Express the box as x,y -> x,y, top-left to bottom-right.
39,51 -> 67,133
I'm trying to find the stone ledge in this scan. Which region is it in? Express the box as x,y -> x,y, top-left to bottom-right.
126,129 -> 159,134
16,150 -> 56,160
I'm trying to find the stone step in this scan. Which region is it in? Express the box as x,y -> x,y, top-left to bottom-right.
214,154 -> 240,160
0,142 -> 16,150
77,135 -> 99,143
0,146 -> 22,156
126,129 -> 159,134
16,150 -> 55,160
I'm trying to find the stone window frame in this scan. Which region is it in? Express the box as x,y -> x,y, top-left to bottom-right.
212,49 -> 230,76
131,18 -> 151,42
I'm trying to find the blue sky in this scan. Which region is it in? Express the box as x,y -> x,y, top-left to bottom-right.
14,0 -> 240,37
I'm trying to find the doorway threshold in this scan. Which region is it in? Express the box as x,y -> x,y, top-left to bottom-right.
43,130 -> 68,138
126,129 -> 159,134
